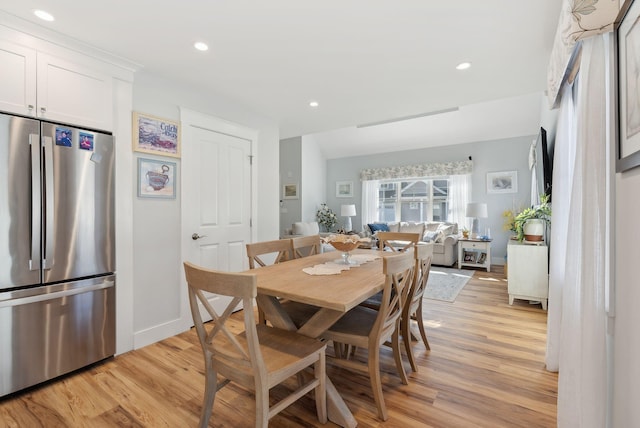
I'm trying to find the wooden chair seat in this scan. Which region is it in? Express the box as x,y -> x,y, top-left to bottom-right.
183,262 -> 327,428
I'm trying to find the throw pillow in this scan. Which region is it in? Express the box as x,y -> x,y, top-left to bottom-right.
425,222 -> 440,232
400,222 -> 425,235
423,230 -> 440,242
368,223 -> 390,233
293,221 -> 320,235
433,230 -> 446,243
436,224 -> 455,237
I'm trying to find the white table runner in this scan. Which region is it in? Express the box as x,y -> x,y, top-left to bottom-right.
303,253 -> 381,275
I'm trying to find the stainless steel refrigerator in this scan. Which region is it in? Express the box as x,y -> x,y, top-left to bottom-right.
0,112 -> 115,397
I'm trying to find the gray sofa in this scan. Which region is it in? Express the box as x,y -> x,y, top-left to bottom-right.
362,221 -> 459,266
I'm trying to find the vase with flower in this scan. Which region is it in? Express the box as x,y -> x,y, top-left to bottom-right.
316,203 -> 337,232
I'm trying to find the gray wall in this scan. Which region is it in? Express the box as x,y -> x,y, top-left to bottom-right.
325,136 -> 535,265
280,137 -> 302,235
279,135 -> 327,236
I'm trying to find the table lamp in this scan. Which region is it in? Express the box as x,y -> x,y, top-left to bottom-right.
466,202 -> 487,239
341,204 -> 356,232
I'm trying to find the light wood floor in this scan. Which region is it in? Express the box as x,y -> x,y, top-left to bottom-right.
0,266 -> 557,427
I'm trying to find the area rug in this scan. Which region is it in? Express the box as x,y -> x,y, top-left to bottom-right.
424,267 -> 475,302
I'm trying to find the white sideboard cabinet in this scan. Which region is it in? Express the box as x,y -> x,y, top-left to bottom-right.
507,241 -> 549,310
0,40 -> 112,131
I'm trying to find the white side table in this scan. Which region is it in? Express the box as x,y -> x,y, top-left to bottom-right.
458,239 -> 492,272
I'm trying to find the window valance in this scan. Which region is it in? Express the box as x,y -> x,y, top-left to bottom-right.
547,0 -> 620,108
360,160 -> 472,181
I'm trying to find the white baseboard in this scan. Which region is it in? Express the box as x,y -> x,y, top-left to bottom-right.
133,318 -> 190,350
490,257 -> 506,266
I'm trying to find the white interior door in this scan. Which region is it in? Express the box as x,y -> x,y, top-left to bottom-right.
181,109 -> 255,322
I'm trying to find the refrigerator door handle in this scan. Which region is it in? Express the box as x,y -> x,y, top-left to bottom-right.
29,134 -> 41,271
42,136 -> 55,270
0,279 -> 114,308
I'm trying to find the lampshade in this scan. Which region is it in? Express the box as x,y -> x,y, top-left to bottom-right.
341,204 -> 356,217
465,202 -> 487,218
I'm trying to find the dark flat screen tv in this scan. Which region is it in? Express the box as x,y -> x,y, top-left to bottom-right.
535,127 -> 553,202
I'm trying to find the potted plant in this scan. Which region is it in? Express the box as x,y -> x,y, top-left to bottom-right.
513,194 -> 551,242
316,203 -> 338,232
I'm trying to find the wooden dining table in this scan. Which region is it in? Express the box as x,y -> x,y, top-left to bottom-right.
245,249 -> 387,428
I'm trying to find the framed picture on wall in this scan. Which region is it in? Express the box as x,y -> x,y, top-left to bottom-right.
486,171 -> 518,194
133,112 -> 181,158
616,0 -> 640,172
137,157 -> 177,199
283,183 -> 299,199
336,181 -> 353,198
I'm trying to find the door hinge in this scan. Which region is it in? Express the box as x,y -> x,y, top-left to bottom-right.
248,155 -> 254,165
250,218 -> 253,228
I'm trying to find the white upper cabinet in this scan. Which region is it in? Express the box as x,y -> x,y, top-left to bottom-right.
36,53 -> 113,131
0,41 -> 113,131
0,40 -> 36,116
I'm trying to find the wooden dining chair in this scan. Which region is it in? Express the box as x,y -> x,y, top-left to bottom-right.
360,243 -> 433,372
320,252 -> 415,421
291,234 -> 321,259
183,262 -> 327,428
401,243 -> 433,372
246,239 -> 293,269
246,239 -> 294,324
377,231 -> 421,253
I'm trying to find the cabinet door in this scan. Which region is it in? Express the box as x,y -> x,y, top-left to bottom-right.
507,244 -> 548,299
36,53 -> 112,131
0,41 -> 37,116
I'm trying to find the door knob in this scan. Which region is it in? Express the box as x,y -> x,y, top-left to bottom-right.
192,233 -> 207,240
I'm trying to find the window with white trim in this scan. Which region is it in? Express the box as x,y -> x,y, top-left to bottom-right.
377,178 -> 449,222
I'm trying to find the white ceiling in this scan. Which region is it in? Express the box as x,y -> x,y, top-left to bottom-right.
0,1 -> 562,158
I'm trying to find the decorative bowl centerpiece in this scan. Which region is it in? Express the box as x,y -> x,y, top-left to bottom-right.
322,234 -> 370,265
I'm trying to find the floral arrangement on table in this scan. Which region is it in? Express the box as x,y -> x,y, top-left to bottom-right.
316,203 -> 338,232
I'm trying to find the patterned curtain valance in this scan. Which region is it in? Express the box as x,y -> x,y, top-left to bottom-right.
547,0 -> 620,107
360,160 -> 473,181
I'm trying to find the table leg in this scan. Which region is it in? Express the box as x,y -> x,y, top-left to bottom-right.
327,377 -> 357,428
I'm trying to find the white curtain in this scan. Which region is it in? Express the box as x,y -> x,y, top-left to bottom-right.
447,174 -> 471,227
529,139 -> 541,207
546,79 -> 576,372
547,36 -> 608,428
361,180 -> 379,226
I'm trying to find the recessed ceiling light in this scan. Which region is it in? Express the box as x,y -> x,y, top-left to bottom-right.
34,9 -> 55,22
309,101 -> 319,108
194,42 -> 209,51
456,62 -> 471,70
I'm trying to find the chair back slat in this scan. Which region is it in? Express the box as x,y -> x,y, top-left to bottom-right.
246,239 -> 293,269
292,234 -> 321,258
377,232 -> 421,252
184,262 -> 263,372
374,252 -> 415,342
183,261 -> 328,426
408,244 -> 433,313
